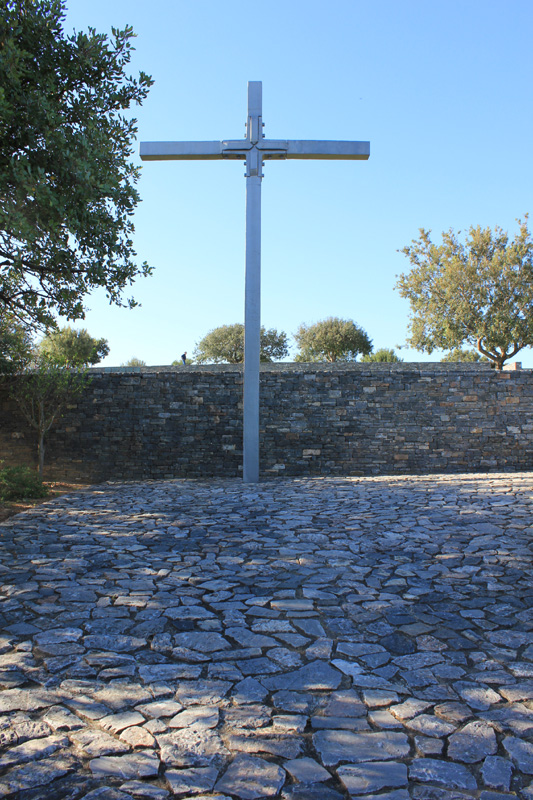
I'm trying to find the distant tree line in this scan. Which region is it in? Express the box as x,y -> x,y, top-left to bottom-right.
189,318 -> 403,365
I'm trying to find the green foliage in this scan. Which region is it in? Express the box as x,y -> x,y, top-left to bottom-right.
37,326 -> 109,367
0,313 -> 33,373
294,317 -> 372,362
0,0 -> 154,328
194,324 -> 289,364
122,357 -> 146,367
397,217 -> 533,370
441,348 -> 489,363
361,348 -> 403,363
10,358 -> 90,477
0,464 -> 48,501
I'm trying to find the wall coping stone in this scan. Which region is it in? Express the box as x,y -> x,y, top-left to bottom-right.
90,362 -> 503,376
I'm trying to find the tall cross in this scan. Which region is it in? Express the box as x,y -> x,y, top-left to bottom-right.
140,81 -> 370,483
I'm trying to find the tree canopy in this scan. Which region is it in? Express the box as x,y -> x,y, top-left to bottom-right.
122,357 -> 146,367
0,0 -> 153,328
194,323 -> 289,364
397,218 -> 533,369
361,348 -> 403,363
37,326 -> 109,367
440,348 -> 488,363
294,317 -> 372,362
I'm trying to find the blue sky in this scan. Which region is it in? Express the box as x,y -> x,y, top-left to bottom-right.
63,0 -> 533,366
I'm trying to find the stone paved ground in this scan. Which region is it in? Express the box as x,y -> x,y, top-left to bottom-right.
0,473 -> 532,800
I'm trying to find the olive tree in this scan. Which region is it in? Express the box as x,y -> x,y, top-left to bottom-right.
294,317 -> 372,362
10,358 -> 89,478
361,348 -> 403,363
194,323 -> 289,364
396,218 -> 533,370
121,357 -> 146,367
37,326 -> 109,367
441,348 -> 488,363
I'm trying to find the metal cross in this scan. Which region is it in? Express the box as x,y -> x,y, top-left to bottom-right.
140,81 -> 370,483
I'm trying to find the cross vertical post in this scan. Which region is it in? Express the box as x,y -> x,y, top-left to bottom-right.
243,81 -> 262,483
139,82 -> 369,484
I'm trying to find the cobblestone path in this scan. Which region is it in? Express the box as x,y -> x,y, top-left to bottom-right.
0,473 -> 532,800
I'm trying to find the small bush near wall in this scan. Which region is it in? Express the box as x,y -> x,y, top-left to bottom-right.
0,465 -> 49,501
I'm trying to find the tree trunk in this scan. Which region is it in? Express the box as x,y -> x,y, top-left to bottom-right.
38,430 -> 45,479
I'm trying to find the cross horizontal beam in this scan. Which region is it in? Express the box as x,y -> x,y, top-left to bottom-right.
140,141 -> 225,160
283,140 -> 370,159
140,139 -> 370,162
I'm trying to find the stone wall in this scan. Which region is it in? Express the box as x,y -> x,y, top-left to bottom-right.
1,363 -> 532,482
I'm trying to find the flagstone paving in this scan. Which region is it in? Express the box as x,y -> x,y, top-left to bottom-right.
0,472 -> 532,799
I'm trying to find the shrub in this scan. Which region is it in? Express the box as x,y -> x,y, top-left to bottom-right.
0,466 -> 49,502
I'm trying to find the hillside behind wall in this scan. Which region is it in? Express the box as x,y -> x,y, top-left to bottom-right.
0,363 -> 532,482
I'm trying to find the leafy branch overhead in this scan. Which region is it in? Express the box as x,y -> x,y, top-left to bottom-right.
0,0 -> 154,327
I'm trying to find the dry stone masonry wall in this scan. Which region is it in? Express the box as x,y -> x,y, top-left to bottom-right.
1,363 -> 532,482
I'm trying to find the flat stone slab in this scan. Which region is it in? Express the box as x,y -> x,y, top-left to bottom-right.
174,680 -> 232,706
83,635 -> 147,652
405,714 -> 456,737
262,660 -> 342,691
0,688 -> 59,713
409,758 -> 477,789
283,756 -> 331,783
337,761 -> 408,794
158,728 -> 229,768
164,765 -> 219,795
70,728 -> 130,758
214,754 -> 285,799
503,736 -> 533,774
33,628 -> 83,645
481,755 -> 513,791
89,751 -> 160,779
0,734 -> 68,769
447,720 -> 497,762
224,730 -> 303,759
119,783 -> 170,800
282,787 -> 344,800
173,632 -> 232,653
323,690 -> 367,717
100,711 -> 145,734
169,705 -> 219,730
313,730 -> 410,766
135,700 -> 184,719
138,664 -> 202,682
453,682 -> 502,710
0,756 -> 74,795
231,677 -> 268,704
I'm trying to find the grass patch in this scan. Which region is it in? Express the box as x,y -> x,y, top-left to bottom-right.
0,479 -> 90,524
0,465 -> 49,502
